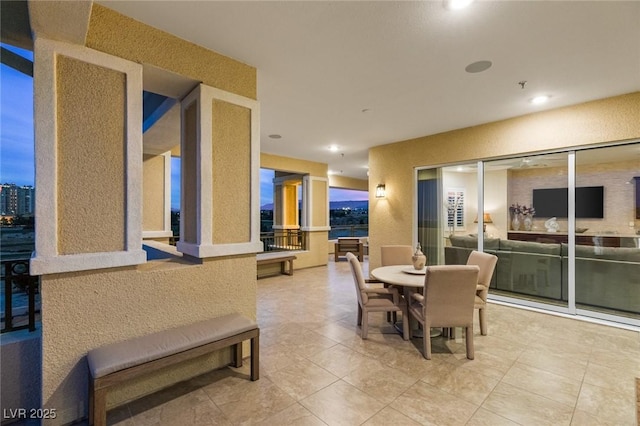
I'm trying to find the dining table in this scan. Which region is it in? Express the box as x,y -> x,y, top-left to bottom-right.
370,264 -> 441,338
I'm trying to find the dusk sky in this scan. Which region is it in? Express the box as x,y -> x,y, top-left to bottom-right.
1,44 -> 34,187
1,43 -> 368,210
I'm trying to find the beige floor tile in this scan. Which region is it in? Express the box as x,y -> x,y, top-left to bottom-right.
313,321 -> 361,343
342,358 -> 419,405
300,380 -> 385,426
202,375 -> 296,424
127,388 -> 231,426
583,361 -> 640,394
501,362 -> 581,407
254,403 -> 326,426
418,362 -> 500,406
260,342 -> 309,375
309,343 -> 381,378
481,382 -> 573,426
570,409 -> 626,426
267,358 -> 340,400
516,347 -> 588,381
465,407 -> 520,426
393,380 -> 478,425
588,346 -> 640,373
575,382 -> 637,426
361,406 -> 422,425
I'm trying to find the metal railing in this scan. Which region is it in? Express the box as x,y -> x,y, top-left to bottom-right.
260,229 -> 306,252
328,225 -> 369,240
1,258 -> 40,333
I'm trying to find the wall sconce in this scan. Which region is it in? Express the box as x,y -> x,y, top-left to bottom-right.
375,184 -> 386,198
474,212 -> 493,233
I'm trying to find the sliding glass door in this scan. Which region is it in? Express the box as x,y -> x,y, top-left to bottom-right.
416,142 -> 640,327
573,145 -> 640,322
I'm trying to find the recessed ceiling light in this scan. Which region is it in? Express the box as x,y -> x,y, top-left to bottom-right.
329,145 -> 339,152
268,134 -> 282,139
465,60 -> 492,73
530,95 -> 550,105
444,0 -> 474,10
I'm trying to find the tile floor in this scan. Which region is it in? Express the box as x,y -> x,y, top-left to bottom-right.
108,258 -> 640,425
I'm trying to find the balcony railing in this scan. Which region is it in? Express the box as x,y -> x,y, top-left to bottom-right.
260,229 -> 306,252
329,225 -> 368,240
1,258 -> 40,333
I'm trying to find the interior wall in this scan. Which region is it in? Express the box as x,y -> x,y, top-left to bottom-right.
37,5 -> 259,425
508,159 -> 639,234
369,92 -> 640,269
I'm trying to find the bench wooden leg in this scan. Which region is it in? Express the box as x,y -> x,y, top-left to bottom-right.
250,334 -> 259,381
92,387 -> 107,426
232,342 -> 243,368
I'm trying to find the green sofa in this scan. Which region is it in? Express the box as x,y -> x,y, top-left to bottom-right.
445,235 -> 640,315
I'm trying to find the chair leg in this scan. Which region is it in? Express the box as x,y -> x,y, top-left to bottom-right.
465,326 -> 474,360
401,309 -> 409,341
479,307 -> 487,335
361,311 -> 369,339
423,329 -> 432,360
357,305 -> 362,326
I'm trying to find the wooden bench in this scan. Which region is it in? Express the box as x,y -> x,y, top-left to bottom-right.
256,252 -> 297,278
86,313 -> 259,426
334,238 -> 364,262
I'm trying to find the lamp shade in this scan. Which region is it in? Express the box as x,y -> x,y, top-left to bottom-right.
474,213 -> 493,223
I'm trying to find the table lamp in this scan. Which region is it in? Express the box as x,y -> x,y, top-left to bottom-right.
474,213 -> 493,233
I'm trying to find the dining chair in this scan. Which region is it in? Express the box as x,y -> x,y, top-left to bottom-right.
466,250 -> 498,335
407,265 -> 479,359
346,252 -> 409,340
376,245 -> 414,322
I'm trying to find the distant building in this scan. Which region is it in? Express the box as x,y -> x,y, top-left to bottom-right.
0,183 -> 35,216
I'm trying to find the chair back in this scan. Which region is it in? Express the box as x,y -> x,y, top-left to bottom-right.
381,245 -> 414,266
346,252 -> 368,304
422,265 -> 479,327
466,250 -> 498,299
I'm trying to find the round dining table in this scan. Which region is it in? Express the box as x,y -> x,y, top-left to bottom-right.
370,264 -> 440,338
370,264 -> 426,288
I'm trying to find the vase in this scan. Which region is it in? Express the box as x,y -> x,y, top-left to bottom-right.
523,215 -> 533,231
511,214 -> 521,231
412,243 -> 426,270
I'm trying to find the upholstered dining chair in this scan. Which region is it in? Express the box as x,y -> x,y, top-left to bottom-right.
367,245 -> 414,322
407,265 -> 479,359
466,250 -> 498,336
346,252 -> 409,340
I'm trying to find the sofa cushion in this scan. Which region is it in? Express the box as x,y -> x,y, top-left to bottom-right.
498,239 -> 561,255
449,235 -> 500,250
562,243 -> 640,262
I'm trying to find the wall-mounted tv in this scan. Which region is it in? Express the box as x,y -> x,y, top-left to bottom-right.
532,186 -> 604,218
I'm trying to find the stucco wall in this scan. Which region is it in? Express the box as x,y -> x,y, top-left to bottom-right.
142,154 -> 166,232
369,92 -> 640,269
37,4 -> 259,425
86,4 -> 256,100
41,255 -> 256,422
329,175 -> 368,191
56,55 -> 125,255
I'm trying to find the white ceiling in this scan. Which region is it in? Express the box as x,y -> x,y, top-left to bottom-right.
100,0 -> 640,180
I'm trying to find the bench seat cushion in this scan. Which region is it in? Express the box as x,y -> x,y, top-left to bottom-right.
87,313 -> 257,379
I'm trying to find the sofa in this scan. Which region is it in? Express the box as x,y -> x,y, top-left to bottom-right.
445,235 -> 639,315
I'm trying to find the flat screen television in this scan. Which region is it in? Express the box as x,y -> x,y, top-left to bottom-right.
532,186 -> 604,218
